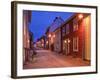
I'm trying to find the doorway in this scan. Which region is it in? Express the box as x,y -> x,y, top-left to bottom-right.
63,38 -> 70,55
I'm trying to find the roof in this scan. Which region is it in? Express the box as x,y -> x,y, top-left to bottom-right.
53,13 -> 76,32
49,16 -> 64,32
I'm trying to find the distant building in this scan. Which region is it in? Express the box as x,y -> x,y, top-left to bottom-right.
46,16 -> 64,51
36,35 -> 46,49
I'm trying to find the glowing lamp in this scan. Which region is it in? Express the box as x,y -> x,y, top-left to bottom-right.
53,34 -> 55,38
46,41 -> 48,44
42,44 -> 44,46
64,40 -> 67,43
27,39 -> 30,43
48,34 -> 51,38
78,14 -> 83,19
68,39 -> 70,43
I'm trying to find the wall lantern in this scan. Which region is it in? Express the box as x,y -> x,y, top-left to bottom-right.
78,14 -> 83,19
46,41 -> 48,44
53,34 -> 55,38
42,43 -> 44,47
48,34 -> 51,38
27,39 -> 30,43
68,39 -> 70,43
64,40 -> 67,43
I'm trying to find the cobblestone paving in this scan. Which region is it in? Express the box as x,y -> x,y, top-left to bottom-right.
23,49 -> 90,69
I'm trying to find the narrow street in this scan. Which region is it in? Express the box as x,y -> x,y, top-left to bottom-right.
23,49 -> 90,69
23,12 -> 91,69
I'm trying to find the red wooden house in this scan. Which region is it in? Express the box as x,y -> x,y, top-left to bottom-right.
60,13 -> 91,60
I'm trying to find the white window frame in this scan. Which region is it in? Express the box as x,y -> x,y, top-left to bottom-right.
73,37 -> 79,52
73,18 -> 78,31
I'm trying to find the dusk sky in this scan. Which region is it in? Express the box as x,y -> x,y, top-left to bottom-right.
29,10 -> 74,42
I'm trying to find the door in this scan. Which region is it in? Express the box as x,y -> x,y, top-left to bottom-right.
63,38 -> 70,55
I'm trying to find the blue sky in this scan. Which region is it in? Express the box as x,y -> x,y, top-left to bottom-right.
29,10 -> 74,42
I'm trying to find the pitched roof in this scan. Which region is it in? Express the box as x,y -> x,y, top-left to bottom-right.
49,16 -> 64,32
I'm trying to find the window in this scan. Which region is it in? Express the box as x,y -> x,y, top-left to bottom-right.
66,38 -> 70,53
62,26 -> 65,36
73,18 -> 78,31
66,24 -> 69,34
73,37 -> 78,52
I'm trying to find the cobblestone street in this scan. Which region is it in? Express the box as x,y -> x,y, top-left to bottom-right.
23,49 -> 90,69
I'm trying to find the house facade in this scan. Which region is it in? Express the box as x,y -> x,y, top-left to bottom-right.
36,36 -> 46,49
46,16 -> 64,51
53,28 -> 61,53
60,13 -> 91,60
23,10 -> 32,63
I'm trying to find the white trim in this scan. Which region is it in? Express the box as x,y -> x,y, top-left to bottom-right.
17,3 -> 96,77
73,37 -> 79,52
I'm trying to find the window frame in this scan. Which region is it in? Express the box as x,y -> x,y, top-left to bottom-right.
73,37 -> 79,52
66,24 -> 69,34
73,17 -> 78,31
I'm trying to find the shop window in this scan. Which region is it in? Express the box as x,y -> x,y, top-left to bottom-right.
66,24 -> 69,34
73,37 -> 78,52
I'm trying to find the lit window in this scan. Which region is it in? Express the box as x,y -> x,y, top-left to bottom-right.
73,37 -> 78,52
62,26 -> 65,36
66,24 -> 69,34
73,18 -> 78,31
